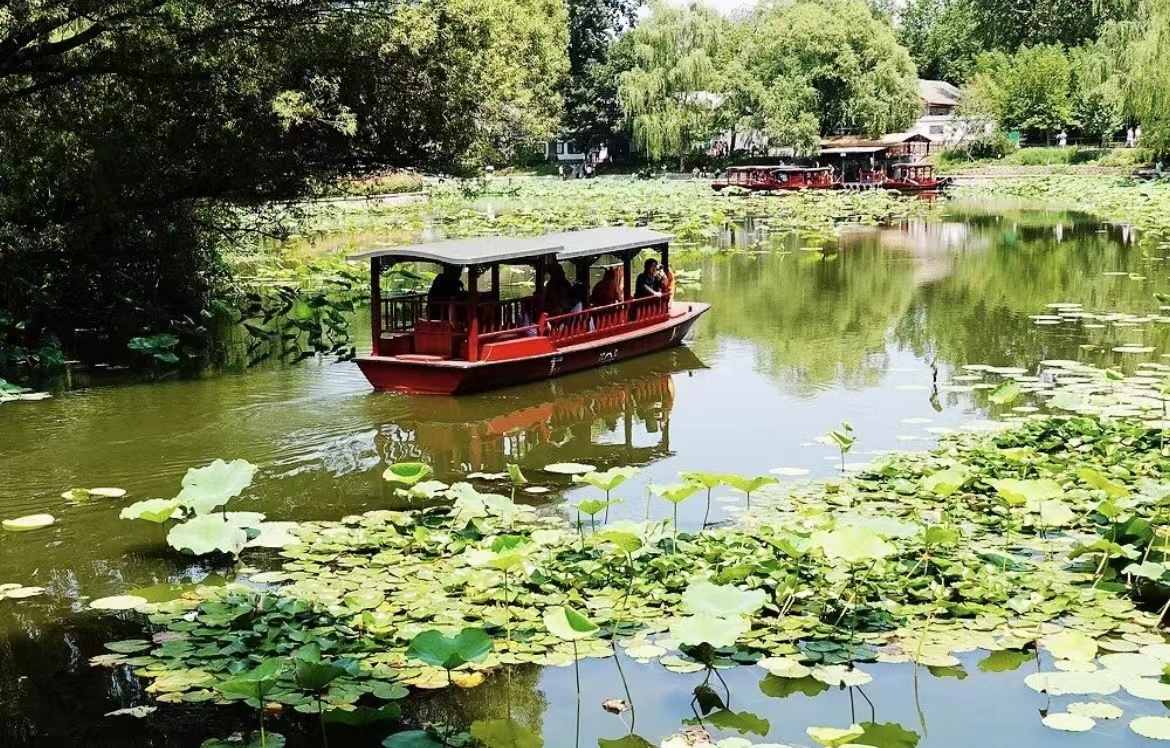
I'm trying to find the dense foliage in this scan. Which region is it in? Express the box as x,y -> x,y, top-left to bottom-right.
618,0 -> 920,161
0,0 -> 566,366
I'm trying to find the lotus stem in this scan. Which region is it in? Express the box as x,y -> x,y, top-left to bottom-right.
317,694 -> 328,748
702,487 -> 712,528
604,489 -> 611,523
572,639 -> 581,699
673,504 -> 679,548
1154,592 -> 1170,629
611,639 -> 636,732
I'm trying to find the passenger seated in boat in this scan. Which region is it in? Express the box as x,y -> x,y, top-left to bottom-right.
634,259 -> 664,298
427,265 -> 464,319
590,267 -> 622,307
542,264 -> 580,315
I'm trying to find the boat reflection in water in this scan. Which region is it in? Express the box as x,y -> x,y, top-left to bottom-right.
374,347 -> 706,477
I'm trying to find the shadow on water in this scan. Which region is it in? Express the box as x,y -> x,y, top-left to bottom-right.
1,201 -> 1166,745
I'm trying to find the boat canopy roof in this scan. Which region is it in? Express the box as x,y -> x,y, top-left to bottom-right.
548,226 -> 672,260
348,227 -> 671,266
348,235 -> 564,266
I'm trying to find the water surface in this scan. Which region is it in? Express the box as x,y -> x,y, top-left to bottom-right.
1,201 -> 1164,746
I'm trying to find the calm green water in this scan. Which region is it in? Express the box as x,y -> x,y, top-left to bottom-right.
1,202 -> 1165,746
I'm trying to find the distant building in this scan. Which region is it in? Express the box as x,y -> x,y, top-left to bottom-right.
544,140 -> 587,163
909,79 -> 989,146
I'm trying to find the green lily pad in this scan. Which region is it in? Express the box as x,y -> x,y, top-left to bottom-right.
1042,713 -> 1095,732
2,514 -> 55,531
544,605 -> 598,642
1131,716 -> 1170,740
406,628 -> 493,670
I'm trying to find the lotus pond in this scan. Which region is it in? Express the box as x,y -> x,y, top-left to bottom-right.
9,179 -> 1170,747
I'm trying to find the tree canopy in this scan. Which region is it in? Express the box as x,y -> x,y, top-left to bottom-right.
744,0 -> 921,150
617,0 -> 919,160
618,2 -> 729,165
0,0 -> 566,359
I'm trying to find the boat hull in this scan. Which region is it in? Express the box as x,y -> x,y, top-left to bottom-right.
356,302 -> 710,395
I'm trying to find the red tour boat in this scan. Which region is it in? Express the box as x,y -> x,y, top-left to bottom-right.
349,227 -> 710,394
711,165 -> 836,192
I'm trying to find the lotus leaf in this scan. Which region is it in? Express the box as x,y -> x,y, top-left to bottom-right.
544,605 -> 598,642
679,471 -> 724,489
382,462 -> 433,487
573,466 -> 639,492
1067,702 -> 1123,720
988,478 -> 1062,507
506,464 -> 527,485
812,526 -> 895,564
214,658 -> 285,702
921,468 -> 968,497
176,458 -> 257,514
670,613 -> 748,648
1024,670 -> 1120,696
756,657 -> 811,678
811,664 -> 872,687
293,644 -> 348,691
806,725 -> 865,747
119,499 -> 182,524
855,721 -> 920,748
721,474 -> 779,495
167,515 -> 248,556
1044,631 -> 1098,662
1099,652 -> 1164,677
989,380 -> 1022,405
89,595 -> 148,611
1078,467 -> 1129,498
681,582 -> 766,617
574,499 -> 610,517
406,628 -> 493,670
1041,713 -> 1095,732
591,529 -> 642,553
105,706 -> 157,718
1131,716 -> 1170,740
690,709 -> 770,736
1121,677 -> 1170,700
651,482 -> 703,504
2,513 -> 55,531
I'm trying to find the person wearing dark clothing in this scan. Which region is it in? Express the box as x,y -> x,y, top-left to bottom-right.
428,265 -> 464,300
634,259 -> 665,298
427,265 -> 464,319
542,263 -> 578,315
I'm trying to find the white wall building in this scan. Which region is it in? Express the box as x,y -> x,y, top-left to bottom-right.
909,79 -> 992,146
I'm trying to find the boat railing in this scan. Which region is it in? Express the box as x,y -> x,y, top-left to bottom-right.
381,293 -> 429,333
545,294 -> 672,345
476,297 -> 533,335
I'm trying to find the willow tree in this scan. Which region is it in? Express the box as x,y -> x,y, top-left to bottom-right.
618,2 -> 729,169
740,0 -> 921,151
1097,0 -> 1170,152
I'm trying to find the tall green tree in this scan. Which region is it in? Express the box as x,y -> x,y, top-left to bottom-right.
961,46 -> 1073,141
897,0 -> 981,83
561,0 -> 642,149
897,0 -> 1119,85
0,0 -> 567,360
618,2 -> 729,168
743,0 -> 921,151
1096,0 -> 1170,152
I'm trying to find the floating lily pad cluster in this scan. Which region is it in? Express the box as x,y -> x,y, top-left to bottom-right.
89,406 -> 1170,742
